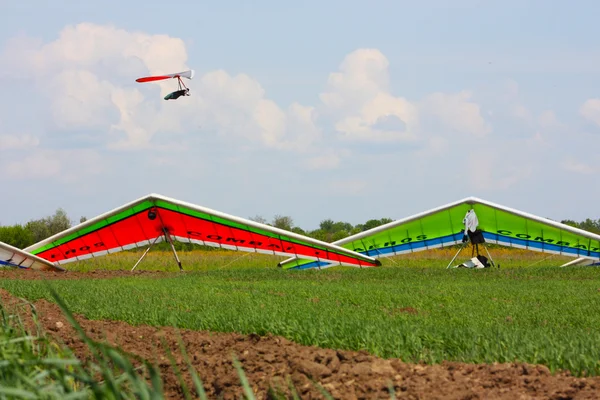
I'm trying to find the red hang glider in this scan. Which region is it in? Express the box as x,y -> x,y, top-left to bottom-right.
136,69 -> 195,101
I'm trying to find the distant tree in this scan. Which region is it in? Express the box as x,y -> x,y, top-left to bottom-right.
25,208 -> 72,243
320,219 -> 353,234
0,224 -> 34,248
319,219 -> 335,232
332,221 -> 353,233
311,219 -> 354,242
561,219 -> 578,228
349,226 -> 364,235
309,229 -> 327,242
353,224 -> 365,232
291,226 -> 306,235
331,230 -> 350,242
25,219 -> 51,243
562,218 -> 600,234
362,218 -> 393,232
272,215 -> 294,231
578,218 -> 600,234
48,208 -> 71,234
249,215 -> 267,225
80,216 -> 87,224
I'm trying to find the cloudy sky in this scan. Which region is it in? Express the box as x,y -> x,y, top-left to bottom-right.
1,0 -> 599,230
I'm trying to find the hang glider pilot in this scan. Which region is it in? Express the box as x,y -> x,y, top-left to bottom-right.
456,208 -> 493,268
164,87 -> 190,101
462,209 -> 479,243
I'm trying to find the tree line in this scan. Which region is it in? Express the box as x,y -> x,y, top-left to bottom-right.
248,214 -> 394,243
0,208 -> 599,251
0,209 -> 73,249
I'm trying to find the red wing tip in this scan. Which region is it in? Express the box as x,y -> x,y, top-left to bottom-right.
136,75 -> 172,83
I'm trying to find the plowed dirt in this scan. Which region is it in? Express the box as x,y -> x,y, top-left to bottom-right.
1,270 -> 600,399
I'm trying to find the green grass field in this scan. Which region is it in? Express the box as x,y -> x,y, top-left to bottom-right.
1,248 -> 599,377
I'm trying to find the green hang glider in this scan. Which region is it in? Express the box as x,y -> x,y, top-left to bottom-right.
278,196 -> 600,270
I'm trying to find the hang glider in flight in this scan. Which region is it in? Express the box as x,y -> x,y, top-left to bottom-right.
0,241 -> 64,272
278,196 -> 600,270
136,70 -> 194,101
24,193 -> 380,271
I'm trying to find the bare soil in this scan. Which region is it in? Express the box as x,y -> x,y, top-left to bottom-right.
1,270 -> 600,399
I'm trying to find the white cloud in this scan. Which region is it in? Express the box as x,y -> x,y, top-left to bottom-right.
0,148 -> 107,182
527,131 -> 548,147
319,49 -> 419,143
504,79 -> 520,98
467,149 -> 532,191
108,86 -> 153,150
305,148 -> 353,171
253,99 -> 286,147
0,27 -> 495,161
0,134 -> 40,150
580,98 -> 600,127
277,103 -> 322,151
562,158 -> 597,175
420,91 -> 491,137
328,179 -> 369,196
17,23 -> 188,78
415,136 -> 449,158
48,69 -> 116,130
318,49 -> 493,146
306,154 -> 341,170
320,48 -> 391,113
538,110 -> 560,128
3,152 -> 61,180
512,104 -> 533,122
1,23 -> 321,153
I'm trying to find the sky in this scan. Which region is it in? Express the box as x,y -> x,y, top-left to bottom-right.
1,0 -> 599,230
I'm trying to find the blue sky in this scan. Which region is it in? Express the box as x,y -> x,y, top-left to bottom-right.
1,0 -> 599,230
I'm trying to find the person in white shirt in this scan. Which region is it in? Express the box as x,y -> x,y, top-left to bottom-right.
462,209 -> 479,243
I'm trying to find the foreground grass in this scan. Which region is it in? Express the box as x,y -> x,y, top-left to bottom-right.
1,248 -> 599,377
0,290 -> 297,399
0,290 -> 197,399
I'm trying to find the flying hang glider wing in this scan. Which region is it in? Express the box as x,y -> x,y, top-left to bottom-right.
135,70 -> 195,83
0,241 -> 64,272
24,194 -> 380,269
279,196 -> 600,270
